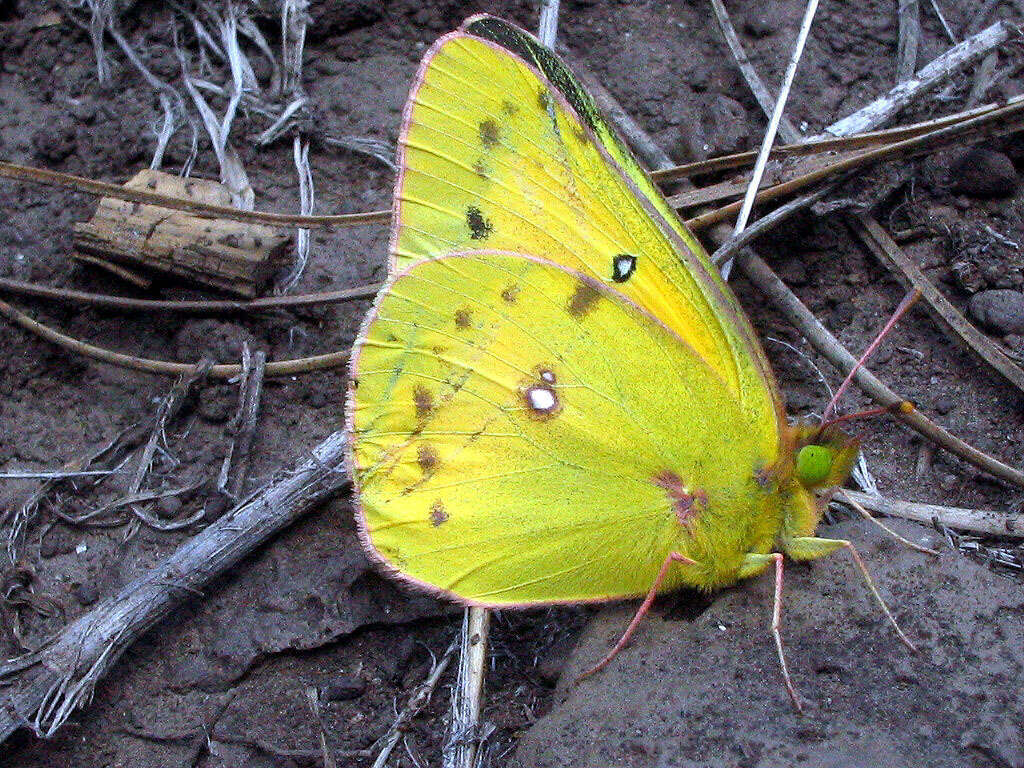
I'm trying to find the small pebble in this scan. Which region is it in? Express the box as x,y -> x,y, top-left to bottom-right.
969,289 -> 1024,335
950,148 -> 1018,198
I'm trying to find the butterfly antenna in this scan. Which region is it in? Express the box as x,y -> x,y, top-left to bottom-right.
821,288 -> 922,423
818,401 -> 915,433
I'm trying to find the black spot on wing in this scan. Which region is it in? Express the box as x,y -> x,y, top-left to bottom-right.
501,283 -> 520,303
454,308 -> 473,329
612,254 -> 637,282
466,206 -> 493,240
479,119 -> 501,149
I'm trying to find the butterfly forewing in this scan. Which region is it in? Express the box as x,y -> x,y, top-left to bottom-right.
391,18 -> 782,443
348,253 -> 780,605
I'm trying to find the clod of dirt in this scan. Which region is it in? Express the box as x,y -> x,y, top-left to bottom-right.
950,148 -> 1019,198
511,521 -> 1023,768
969,289 -> 1024,335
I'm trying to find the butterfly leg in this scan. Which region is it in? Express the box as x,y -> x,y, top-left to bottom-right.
784,535 -> 916,651
576,551 -> 696,681
767,552 -> 803,712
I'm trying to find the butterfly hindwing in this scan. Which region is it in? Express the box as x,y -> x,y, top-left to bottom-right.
348,252 -> 781,605
391,16 -> 782,445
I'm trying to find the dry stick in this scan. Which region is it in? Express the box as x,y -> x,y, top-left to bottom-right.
835,489 -> 1024,537
4,423 -> 146,559
130,359 -> 214,498
0,277 -> 378,314
825,20 -> 1015,136
218,347 -> 267,499
681,97 -> 1024,228
896,0 -> 922,83
371,641 -> 458,768
723,0 -> 821,279
850,218 -> 1024,396
0,161 -> 389,229
709,0 -> 801,141
442,608 -> 492,768
927,0 -> 958,43
0,297 -> 347,379
0,430 -> 350,744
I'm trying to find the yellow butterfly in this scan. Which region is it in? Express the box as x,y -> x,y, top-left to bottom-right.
346,15 -> 907,706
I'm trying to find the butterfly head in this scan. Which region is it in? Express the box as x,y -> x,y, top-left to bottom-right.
791,422 -> 860,492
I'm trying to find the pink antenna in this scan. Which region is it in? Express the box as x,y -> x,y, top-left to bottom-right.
821,288 -> 922,423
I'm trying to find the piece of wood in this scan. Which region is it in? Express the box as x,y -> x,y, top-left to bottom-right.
72,169 -> 292,297
0,431 -> 349,744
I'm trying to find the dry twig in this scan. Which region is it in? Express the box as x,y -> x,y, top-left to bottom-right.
850,218 -> 1024,396
0,297 -> 347,379
442,607 -> 493,768
372,640 -> 457,768
0,431 -> 349,744
836,489 -> 1024,537
217,346 -> 267,499
896,0 -> 922,83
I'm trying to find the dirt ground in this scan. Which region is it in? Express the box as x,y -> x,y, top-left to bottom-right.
1,1 -> 1023,766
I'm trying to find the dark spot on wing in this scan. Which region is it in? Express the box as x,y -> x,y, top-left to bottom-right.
472,159 -> 490,179
479,119 -> 501,149
567,281 -> 600,317
501,99 -> 518,116
413,386 -> 434,418
466,206 -> 493,240
612,254 -> 637,282
417,444 -> 439,473
385,333 -> 399,342
501,283 -> 520,303
454,308 -> 473,329
653,470 -> 706,530
430,500 -> 448,527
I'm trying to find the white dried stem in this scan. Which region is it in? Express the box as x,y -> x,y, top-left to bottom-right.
896,0 -> 922,83
537,0 -> 561,48
275,137 -> 315,292
442,607 -> 492,768
927,0 -> 957,43
320,134 -> 396,170
281,0 -> 309,96
709,0 -> 801,141
725,0 -> 821,278
825,20 -> 1015,137
836,490 -> 1024,538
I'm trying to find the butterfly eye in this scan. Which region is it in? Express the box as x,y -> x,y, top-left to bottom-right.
795,444 -> 834,488
612,254 -> 637,282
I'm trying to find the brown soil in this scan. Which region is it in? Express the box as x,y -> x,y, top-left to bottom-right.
1,1 -> 1022,767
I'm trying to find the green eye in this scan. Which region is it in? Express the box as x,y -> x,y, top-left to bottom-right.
796,445 -> 833,487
